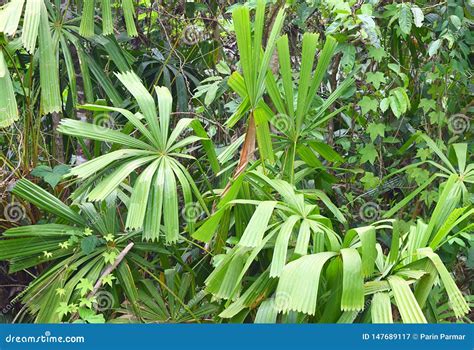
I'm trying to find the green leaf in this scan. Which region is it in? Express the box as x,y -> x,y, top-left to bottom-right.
79,0 -> 95,37
101,0 -> 113,35
79,307 -> 105,323
122,0 -> 138,37
143,163 -> 164,241
115,71 -> 161,147
0,49 -> 18,127
295,32 -> 319,130
399,4 -> 413,35
359,144 -> 378,165
389,95 -> 402,118
12,179 -> 85,225
31,164 -> 70,188
366,122 -> 385,142
294,219 -> 311,256
238,201 -> 277,248
162,158 -> 180,243
21,0 -> 41,53
449,15 -> 462,30
308,141 -> 345,163
81,236 -> 99,255
276,35 -> 294,117
430,207 -> 473,249
126,159 -> 161,230
428,110 -> 445,125
67,150 -> 153,179
428,39 -> 441,57
58,119 -> 154,150
76,278 -> 94,296
380,97 -> 389,113
101,274 -> 116,287
306,35 -> 338,116
366,72 -> 386,90
102,250 -> 117,264
417,248 -> 469,318
418,98 -> 436,113
255,299 -> 278,323
254,5 -> 285,101
87,156 -> 158,201
38,0 -> 61,114
371,292 -> 393,323
387,275 -> 427,323
232,5 -> 254,102
368,47 -> 387,62
275,252 -> 337,315
155,86 -> 172,148
253,106 -> 274,164
270,215 -> 300,277
360,172 -> 380,190
358,96 -> 378,115
411,5 -> 424,28
56,302 -> 74,318
391,87 -> 410,115
341,248 -> 364,311
0,0 -> 24,37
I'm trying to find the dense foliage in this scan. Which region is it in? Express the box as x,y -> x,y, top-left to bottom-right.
0,0 -> 472,324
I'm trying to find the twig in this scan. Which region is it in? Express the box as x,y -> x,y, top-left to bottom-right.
88,242 -> 134,298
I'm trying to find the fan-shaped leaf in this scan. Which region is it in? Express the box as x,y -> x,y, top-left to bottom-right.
239,201 -> 277,248
388,275 -> 427,323
341,248 -> 364,311
0,49 -> 18,127
275,252 -> 337,315
371,292 -> 393,323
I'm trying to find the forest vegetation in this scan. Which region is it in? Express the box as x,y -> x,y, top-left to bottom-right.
0,0 -> 472,324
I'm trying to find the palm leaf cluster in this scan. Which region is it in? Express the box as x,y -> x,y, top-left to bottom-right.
197,170 -> 470,323
59,71 -> 219,243
0,0 -> 471,325
0,179 -> 146,322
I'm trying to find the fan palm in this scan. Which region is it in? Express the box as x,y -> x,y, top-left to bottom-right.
0,0 -> 133,128
0,179 -> 150,322
384,134 -> 472,220
222,0 -> 285,179
266,32 -> 354,183
58,70 -> 219,243
0,0 -> 138,40
197,172 -> 471,323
